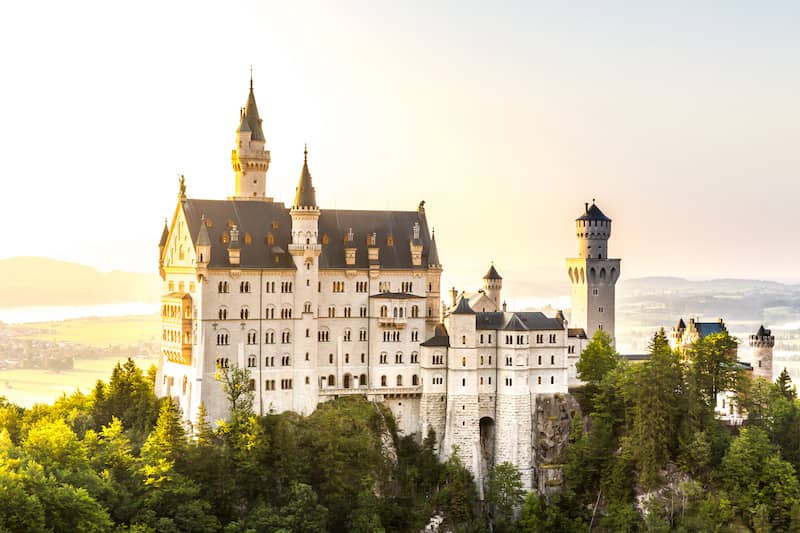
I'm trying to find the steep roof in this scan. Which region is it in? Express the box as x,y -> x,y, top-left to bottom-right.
179,199 -> 436,270
427,231 -> 440,267
483,264 -> 502,280
475,311 -> 564,331
452,296 -> 476,315
676,318 -> 686,329
242,82 -> 265,142
159,219 -> 169,247
576,201 -> 611,222
293,147 -> 317,209
756,325 -> 772,337
421,324 -> 450,347
196,216 -> 211,246
568,328 -> 587,339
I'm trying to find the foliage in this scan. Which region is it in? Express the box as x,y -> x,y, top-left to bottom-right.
486,462 -> 525,532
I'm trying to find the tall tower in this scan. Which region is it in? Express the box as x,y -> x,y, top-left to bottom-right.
482,264 -> 502,309
566,201 -> 621,343
230,77 -> 271,200
749,325 -> 774,380
289,147 -> 321,414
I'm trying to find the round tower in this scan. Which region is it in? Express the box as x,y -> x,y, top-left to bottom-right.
482,264 -> 502,309
566,200 -> 621,343
230,76 -> 271,200
749,325 -> 774,380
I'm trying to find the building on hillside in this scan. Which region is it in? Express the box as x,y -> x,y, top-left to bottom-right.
155,79 -> 622,492
670,318 -> 775,424
156,80 -> 442,430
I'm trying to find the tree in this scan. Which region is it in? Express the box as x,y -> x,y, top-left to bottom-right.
218,364 -> 255,420
630,329 -> 683,488
576,329 -> 619,389
486,462 -> 525,532
687,331 -> 739,407
777,367 -> 796,400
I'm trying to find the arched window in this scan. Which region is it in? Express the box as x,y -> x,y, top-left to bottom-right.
412,374 -> 419,386
359,374 -> 367,386
328,374 -> 335,387
240,307 -> 249,320
411,305 -> 419,318
265,330 -> 275,344
380,305 -> 388,318
397,375 -> 403,386
381,375 -> 387,387
218,307 -> 228,320
247,355 -> 256,367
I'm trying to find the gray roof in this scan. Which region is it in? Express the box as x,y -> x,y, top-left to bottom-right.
293,148 -> 317,208
475,311 -> 564,331
196,217 -> 211,246
370,292 -> 423,299
159,219 -> 169,247
180,199 -> 437,270
568,328 -> 587,339
452,297 -> 476,315
428,231 -> 441,267
756,325 -> 772,337
483,264 -> 502,280
576,202 -> 610,222
676,318 -> 686,329
421,324 -> 450,347
695,322 -> 726,339
241,83 -> 265,142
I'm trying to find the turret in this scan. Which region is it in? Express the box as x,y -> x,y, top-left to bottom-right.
227,225 -> 241,265
410,222 -> 423,266
196,215 -> 211,268
482,263 -> 502,308
576,200 -> 611,259
230,75 -> 271,200
749,325 -> 775,380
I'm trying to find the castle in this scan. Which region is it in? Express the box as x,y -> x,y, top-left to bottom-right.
155,81 -> 621,491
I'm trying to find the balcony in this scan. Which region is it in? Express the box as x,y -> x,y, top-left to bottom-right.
378,316 -> 407,328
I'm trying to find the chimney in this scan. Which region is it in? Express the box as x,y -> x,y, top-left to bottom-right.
449,287 -> 457,307
502,301 -> 507,312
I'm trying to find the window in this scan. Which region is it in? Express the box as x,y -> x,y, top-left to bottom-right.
592,288 -> 599,296
305,328 -> 310,338
480,334 -> 484,344
412,374 -> 419,386
281,379 -> 293,390
598,324 -> 604,330
240,281 -> 251,293
411,305 -> 419,318
536,334 -> 544,344
401,281 -> 412,292
411,329 -> 419,342
505,335 -> 512,344
344,306 -> 352,318
462,378 -> 466,387
318,328 -> 330,342
280,281 -> 293,293
281,306 -> 292,319
247,355 -> 256,368
328,353 -> 334,364
266,281 -> 276,293
538,355 -> 542,365
379,281 -> 391,292
305,352 -> 310,361
359,374 -> 367,386
411,351 -> 418,363
304,301 -> 312,313
216,332 -> 229,345
265,306 -> 275,319
381,375 -> 387,386
343,329 -> 352,342
380,352 -> 388,364
265,357 -> 275,367
433,376 -> 443,385
568,345 -> 575,354
488,376 -> 492,385
332,281 -> 345,292
265,380 -> 276,391
359,328 -> 368,341
550,334 -> 557,343
215,357 -> 230,368
345,353 -> 350,364
281,330 -> 291,343
218,307 -> 228,320
395,352 -> 403,364
537,376 -> 542,385
265,330 -> 275,344
240,307 -> 249,320
359,305 -> 368,318
480,376 -> 484,385
488,334 -> 493,344
462,335 -> 466,345
462,356 -> 467,367
505,377 -> 513,386
247,331 -> 257,344
550,355 -> 555,365
488,355 -> 492,365
356,281 -> 368,293
281,356 -> 290,366
598,306 -> 604,313
550,376 -> 555,384
361,353 -> 366,364
218,281 -> 229,293
432,354 -> 443,365
328,306 -> 335,318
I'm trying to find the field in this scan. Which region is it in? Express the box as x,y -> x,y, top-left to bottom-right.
0,355 -> 158,407
21,314 -> 160,347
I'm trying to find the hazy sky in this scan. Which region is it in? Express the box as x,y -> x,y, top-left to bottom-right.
1,1 -> 798,294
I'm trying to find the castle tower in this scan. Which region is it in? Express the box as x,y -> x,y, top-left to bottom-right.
566,201 -> 621,343
425,228 -> 442,337
230,77 -> 271,200
749,325 -> 774,380
482,264 -> 502,309
288,147 -> 321,414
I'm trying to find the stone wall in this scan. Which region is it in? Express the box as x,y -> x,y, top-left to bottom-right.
532,393 -> 581,498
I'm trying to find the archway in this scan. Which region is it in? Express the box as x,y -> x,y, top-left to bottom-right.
479,417 -> 496,499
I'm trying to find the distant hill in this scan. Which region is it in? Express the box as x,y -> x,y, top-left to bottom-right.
0,257 -> 161,308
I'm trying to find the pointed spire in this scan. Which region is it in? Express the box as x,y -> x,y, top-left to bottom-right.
483,263 -> 502,280
159,218 -> 169,247
237,107 -> 251,133
196,215 -> 211,246
243,75 -> 265,142
427,229 -> 441,267
293,145 -> 317,209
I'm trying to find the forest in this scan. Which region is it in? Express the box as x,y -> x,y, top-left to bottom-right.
1,329 -> 800,532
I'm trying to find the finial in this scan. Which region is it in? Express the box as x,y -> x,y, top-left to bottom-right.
249,65 -> 253,89
592,198 -> 596,204
178,174 -> 186,198
304,143 -> 308,162
431,228 -> 435,239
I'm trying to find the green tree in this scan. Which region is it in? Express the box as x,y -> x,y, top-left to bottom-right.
486,462 -> 525,532
576,330 -> 619,389
218,364 -> 255,420
777,367 -> 796,400
687,331 -> 739,407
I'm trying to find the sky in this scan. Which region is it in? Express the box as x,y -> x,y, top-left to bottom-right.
0,1 -> 798,296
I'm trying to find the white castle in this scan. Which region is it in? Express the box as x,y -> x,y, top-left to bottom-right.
155,82 -> 621,491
